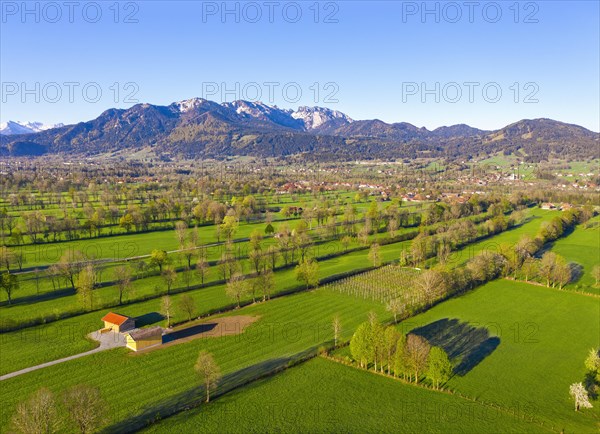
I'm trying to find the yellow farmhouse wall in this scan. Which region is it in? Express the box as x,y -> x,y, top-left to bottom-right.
126,335 -> 162,351
103,319 -> 134,333
103,321 -> 119,332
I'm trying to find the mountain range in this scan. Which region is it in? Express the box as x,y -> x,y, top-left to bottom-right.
0,121 -> 64,136
1,98 -> 598,161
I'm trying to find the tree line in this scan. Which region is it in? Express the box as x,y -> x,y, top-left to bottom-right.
350,313 -> 453,389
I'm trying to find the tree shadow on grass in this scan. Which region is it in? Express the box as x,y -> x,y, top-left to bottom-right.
100,347 -> 317,434
585,372 -> 599,400
0,287 -> 74,307
568,262 -> 584,283
134,312 -> 164,327
410,318 -> 500,376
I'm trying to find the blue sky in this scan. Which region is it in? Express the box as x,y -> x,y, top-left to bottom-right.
1,1 -> 599,131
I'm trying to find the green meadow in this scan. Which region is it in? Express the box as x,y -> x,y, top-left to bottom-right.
0,287 -> 389,431
0,238 -> 412,375
451,208 -> 554,266
550,216 -> 600,294
400,279 -> 599,433
145,357 -> 547,434
2,198 -> 596,433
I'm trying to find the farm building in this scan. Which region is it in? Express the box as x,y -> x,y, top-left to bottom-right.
101,312 -> 135,333
125,326 -> 163,351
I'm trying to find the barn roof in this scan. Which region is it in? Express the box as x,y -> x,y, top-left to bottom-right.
127,326 -> 163,341
101,312 -> 131,326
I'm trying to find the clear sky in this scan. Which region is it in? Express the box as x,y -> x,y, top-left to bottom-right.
1,1 -> 599,131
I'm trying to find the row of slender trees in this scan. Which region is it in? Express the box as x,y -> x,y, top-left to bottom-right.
350,313 -> 453,388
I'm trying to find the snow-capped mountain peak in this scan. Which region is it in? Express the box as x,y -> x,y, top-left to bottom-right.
220,101 -> 354,130
173,98 -> 210,113
223,100 -> 274,117
220,100 -> 305,130
0,121 -> 64,135
291,106 -> 353,130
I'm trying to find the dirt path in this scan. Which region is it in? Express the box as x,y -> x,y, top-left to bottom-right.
0,330 -> 126,381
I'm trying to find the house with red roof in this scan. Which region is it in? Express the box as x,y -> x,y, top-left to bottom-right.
101,312 -> 135,333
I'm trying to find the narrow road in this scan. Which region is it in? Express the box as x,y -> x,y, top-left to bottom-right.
12,238 -> 251,275
12,216 -> 379,275
0,331 -> 126,381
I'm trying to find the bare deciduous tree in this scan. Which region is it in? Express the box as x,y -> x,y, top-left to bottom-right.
260,268 -> 274,301
174,221 -> 188,248
368,243 -> 382,268
181,243 -> 196,269
161,295 -> 173,328
50,250 -> 87,290
0,246 -> 14,271
405,334 -> 431,383
195,351 -> 222,403
162,267 -> 178,294
414,269 -> 446,306
341,235 -> 353,252
195,257 -> 209,285
63,385 -> 106,434
226,272 -> 247,308
179,294 -> 196,321
12,388 -> 59,434
386,297 -> 404,323
114,265 -> 132,305
76,264 -> 96,311
539,252 -> 558,287
592,265 -> 600,287
332,314 -> 341,347
521,257 -> 538,282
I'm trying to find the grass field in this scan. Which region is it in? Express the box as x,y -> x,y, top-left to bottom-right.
2,225 -> 353,304
0,208 -> 534,375
449,208 -> 554,266
475,154 -> 537,180
4,193 -> 411,255
549,216 -> 600,294
399,279 -> 600,433
0,233 -> 383,326
144,357 -> 547,434
2,204 -> 594,432
0,238 -> 413,375
9,214 -> 336,268
0,287 -> 389,431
